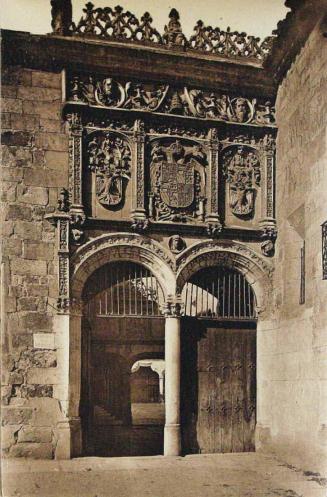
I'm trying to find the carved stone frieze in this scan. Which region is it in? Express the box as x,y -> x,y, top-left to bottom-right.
146,124 -> 209,140
87,131 -> 131,208
222,145 -> 261,218
67,74 -> 276,127
148,138 -> 207,223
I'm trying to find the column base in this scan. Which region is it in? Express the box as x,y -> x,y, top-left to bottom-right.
55,417 -> 82,459
164,423 -> 181,456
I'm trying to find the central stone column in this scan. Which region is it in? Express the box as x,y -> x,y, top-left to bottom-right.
163,302 -> 181,456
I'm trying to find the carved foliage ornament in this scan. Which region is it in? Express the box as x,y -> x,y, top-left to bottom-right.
148,139 -> 207,223
87,131 -> 131,208
67,74 -> 276,127
223,146 -> 261,218
68,4 -> 274,61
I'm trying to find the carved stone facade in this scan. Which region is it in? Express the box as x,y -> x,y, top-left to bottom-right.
64,69 -> 277,246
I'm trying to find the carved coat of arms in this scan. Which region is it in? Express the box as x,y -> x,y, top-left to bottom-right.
160,162 -> 194,208
87,132 -> 131,208
149,139 -> 206,222
223,146 -> 261,217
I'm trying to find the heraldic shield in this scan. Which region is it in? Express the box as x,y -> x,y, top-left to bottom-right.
160,161 -> 195,208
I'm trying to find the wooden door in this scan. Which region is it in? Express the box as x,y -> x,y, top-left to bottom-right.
181,320 -> 256,454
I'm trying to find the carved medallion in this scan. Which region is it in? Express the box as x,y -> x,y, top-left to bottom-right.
148,139 -> 207,223
223,146 -> 261,218
87,132 -> 131,208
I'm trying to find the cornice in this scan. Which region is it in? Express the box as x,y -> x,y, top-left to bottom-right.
263,0 -> 327,83
1,29 -> 277,98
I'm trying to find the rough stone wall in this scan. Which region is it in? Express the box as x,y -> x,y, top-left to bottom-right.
1,67 -> 68,458
257,23 -> 327,469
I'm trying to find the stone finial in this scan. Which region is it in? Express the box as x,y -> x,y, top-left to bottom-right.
163,8 -> 186,47
50,0 -> 72,35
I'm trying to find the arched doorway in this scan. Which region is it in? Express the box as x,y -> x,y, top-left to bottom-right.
180,265 -> 257,454
80,261 -> 166,457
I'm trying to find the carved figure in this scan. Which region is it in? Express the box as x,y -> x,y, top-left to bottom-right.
57,188 -> 69,212
169,235 -> 186,254
95,78 -> 124,107
149,139 -> 207,223
82,76 -> 96,104
261,226 -> 277,257
229,97 -> 252,123
125,83 -> 168,111
87,133 -> 131,208
254,101 -> 276,125
51,0 -> 72,35
163,9 -> 186,47
223,146 -> 261,217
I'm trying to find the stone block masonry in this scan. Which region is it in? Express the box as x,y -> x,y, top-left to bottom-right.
257,23 -> 327,471
1,67 -> 68,459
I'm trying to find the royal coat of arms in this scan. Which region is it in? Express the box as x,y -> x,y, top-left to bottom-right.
149,139 -> 206,222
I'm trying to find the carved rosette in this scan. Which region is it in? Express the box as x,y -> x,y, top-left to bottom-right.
148,138 -> 207,223
222,145 -> 261,219
87,131 -> 131,208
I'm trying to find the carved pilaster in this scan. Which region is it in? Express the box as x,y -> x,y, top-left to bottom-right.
206,128 -> 222,236
67,112 -> 86,242
259,134 -> 276,220
131,119 -> 148,228
45,207 -> 71,313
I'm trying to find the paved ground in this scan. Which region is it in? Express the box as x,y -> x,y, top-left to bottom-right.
2,452 -> 327,497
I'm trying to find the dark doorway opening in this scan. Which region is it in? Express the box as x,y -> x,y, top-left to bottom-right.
80,261 -> 165,457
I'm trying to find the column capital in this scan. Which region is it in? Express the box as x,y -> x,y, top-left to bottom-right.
163,301 -> 183,318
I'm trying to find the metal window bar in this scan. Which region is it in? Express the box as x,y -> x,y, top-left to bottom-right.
183,266 -> 256,320
85,262 -> 164,317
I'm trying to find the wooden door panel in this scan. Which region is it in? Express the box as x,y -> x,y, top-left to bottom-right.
182,321 -> 256,455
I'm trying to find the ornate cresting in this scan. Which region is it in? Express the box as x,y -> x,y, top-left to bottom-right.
51,2 -> 275,62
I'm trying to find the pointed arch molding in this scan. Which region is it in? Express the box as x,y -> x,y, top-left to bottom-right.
70,232 -> 176,299
175,240 -> 273,314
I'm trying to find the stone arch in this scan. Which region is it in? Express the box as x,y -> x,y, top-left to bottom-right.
176,240 -> 273,315
71,232 -> 177,302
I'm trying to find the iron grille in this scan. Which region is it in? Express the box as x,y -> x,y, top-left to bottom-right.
182,266 -> 256,320
84,261 -> 165,317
